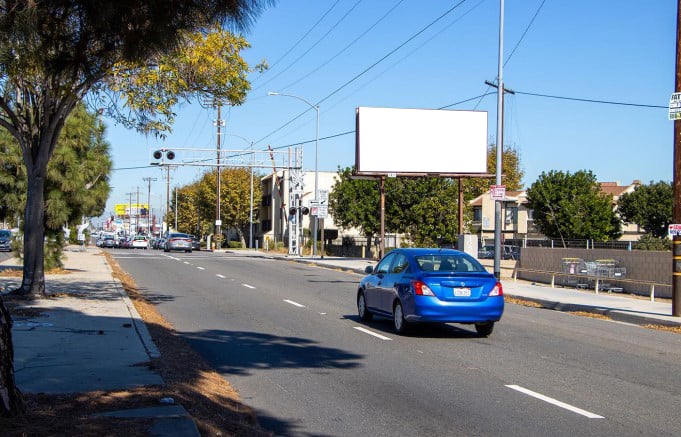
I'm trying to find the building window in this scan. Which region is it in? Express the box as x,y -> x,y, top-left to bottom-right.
473,207 -> 482,222
505,207 -> 517,225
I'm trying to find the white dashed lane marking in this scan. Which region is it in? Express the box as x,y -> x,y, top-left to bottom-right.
197,267 -> 205,270
216,274 -> 226,279
505,385 -> 604,419
283,299 -> 305,308
242,284 -> 256,289
353,327 -> 392,341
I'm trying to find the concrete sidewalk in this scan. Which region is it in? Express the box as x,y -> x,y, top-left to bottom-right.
1,246 -> 199,437
241,250 -> 681,328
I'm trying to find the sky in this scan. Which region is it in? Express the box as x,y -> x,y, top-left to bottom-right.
101,0 -> 675,219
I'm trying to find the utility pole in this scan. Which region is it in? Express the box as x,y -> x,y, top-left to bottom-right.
673,0 -> 681,317
493,0 -> 505,280
215,103 -> 223,249
136,186 -> 140,235
143,177 -> 157,237
126,191 -> 135,237
166,165 -> 171,233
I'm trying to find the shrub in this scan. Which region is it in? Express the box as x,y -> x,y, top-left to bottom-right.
633,234 -> 671,251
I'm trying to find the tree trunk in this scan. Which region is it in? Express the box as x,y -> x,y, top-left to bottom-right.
12,168 -> 47,297
0,296 -> 25,417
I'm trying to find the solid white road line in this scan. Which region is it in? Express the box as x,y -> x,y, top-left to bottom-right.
353,327 -> 393,341
242,284 -> 256,289
505,385 -> 604,419
216,274 -> 226,279
197,266 -> 205,270
283,299 -> 305,308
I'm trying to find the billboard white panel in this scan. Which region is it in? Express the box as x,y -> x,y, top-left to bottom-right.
355,107 -> 487,175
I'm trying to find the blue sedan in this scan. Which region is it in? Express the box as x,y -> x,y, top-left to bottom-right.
357,248 -> 504,336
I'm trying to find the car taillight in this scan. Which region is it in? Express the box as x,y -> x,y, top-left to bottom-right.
489,281 -> 503,296
412,280 -> 435,296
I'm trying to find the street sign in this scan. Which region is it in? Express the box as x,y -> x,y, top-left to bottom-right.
317,189 -> 329,218
669,93 -> 681,120
669,224 -> 681,236
215,219 -> 222,226
490,185 -> 506,200
309,200 -> 319,216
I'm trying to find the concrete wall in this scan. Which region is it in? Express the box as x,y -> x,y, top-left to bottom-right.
517,247 -> 671,298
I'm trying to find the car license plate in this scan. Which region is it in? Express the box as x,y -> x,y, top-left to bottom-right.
454,287 -> 471,297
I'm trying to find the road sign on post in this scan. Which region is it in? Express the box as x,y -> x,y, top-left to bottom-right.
317,189 -> 329,219
490,185 -> 506,201
670,92 -> 681,120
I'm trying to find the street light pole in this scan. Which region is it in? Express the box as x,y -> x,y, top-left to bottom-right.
267,91 -> 320,258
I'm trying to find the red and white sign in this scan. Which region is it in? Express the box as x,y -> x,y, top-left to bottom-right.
668,224 -> 681,236
490,185 -> 506,201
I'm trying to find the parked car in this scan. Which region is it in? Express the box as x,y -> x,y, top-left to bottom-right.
0,229 -> 13,252
131,235 -> 149,249
101,236 -> 117,248
478,245 -> 495,259
164,233 -> 193,253
190,235 -> 201,251
357,248 -> 504,336
154,238 -> 166,250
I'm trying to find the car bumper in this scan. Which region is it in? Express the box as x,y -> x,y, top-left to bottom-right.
404,295 -> 504,323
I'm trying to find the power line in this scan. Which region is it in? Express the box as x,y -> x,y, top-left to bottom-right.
514,91 -> 666,109
316,0 -> 487,116
318,0 -> 469,106
280,0 -> 406,92
251,0 -> 342,84
253,0 -> 362,92
504,0 -> 547,67
255,1 -> 470,146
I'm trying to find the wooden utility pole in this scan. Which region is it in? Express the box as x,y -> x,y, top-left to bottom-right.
673,0 -> 681,317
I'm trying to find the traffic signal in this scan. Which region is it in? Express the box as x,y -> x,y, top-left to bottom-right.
289,206 -> 310,215
151,149 -> 175,165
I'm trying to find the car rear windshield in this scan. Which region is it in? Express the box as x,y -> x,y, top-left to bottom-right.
415,255 -> 486,273
168,233 -> 190,239
0,230 -> 11,238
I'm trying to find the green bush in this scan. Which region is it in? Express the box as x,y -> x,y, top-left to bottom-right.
228,240 -> 242,249
633,234 -> 671,251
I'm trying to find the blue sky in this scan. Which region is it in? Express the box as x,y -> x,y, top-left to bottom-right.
102,0 -> 675,217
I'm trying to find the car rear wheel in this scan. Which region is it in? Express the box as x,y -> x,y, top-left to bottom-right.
475,322 -> 494,337
357,291 -> 373,322
393,301 -> 409,334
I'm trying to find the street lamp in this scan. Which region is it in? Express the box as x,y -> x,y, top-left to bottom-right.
267,91 -> 320,258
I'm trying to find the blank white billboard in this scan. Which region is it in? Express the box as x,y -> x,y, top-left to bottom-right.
355,107 -> 487,175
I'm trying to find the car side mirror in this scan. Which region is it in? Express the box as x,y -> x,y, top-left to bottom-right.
365,265 -> 375,274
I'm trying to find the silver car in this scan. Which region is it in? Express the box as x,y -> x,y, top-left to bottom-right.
164,233 -> 193,253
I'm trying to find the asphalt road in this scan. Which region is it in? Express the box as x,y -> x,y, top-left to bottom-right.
113,249 -> 681,437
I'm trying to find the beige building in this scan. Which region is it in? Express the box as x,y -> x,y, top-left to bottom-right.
469,181 -> 643,244
257,170 -> 347,249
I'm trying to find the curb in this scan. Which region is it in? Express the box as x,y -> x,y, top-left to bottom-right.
112,278 -> 162,359
507,294 -> 681,328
